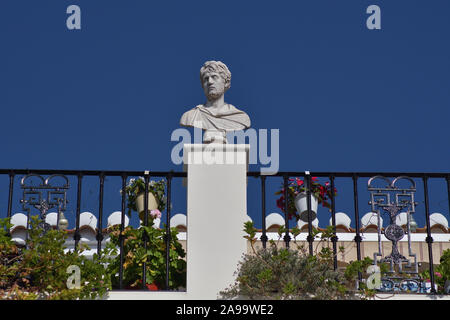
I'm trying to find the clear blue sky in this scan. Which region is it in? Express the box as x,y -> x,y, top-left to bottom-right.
0,0 -> 449,229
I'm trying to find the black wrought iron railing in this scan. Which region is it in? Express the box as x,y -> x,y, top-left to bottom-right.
1,169 -> 186,291
1,169 -> 449,294
248,171 -> 450,294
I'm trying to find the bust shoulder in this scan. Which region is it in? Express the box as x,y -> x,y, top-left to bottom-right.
180,105 -> 203,126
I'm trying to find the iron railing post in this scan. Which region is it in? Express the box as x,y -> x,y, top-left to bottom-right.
96,173 -> 105,255
306,173 -> 314,256
283,175 -> 291,248
142,174 -> 150,290
352,174 -> 362,281
260,175 -> 268,248
74,173 -> 83,250
330,175 -> 338,271
165,172 -> 173,290
7,171 -> 14,219
447,175 -> 450,224
119,173 -> 127,290
423,175 -> 436,294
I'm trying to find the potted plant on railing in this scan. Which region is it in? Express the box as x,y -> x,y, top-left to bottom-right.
104,212 -> 187,291
275,177 -> 337,222
122,177 -> 167,223
111,177 -> 186,291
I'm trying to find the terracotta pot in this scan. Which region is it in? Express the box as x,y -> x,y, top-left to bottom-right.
136,192 -> 159,221
126,280 -> 159,291
294,192 -> 318,222
146,282 -> 159,291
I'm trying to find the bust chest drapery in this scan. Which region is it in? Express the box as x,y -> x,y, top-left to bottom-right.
180,104 -> 251,131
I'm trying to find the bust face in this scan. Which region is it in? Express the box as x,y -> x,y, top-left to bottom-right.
202,71 -> 226,100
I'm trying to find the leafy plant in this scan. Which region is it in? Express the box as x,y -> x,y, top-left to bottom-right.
439,249 -> 450,284
122,177 -> 167,217
275,177 -> 337,220
420,249 -> 450,294
0,216 -> 112,300
220,221 -> 356,300
104,218 -> 186,290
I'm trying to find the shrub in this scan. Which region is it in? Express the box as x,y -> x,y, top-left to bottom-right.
220,222 -> 357,300
0,216 -> 112,300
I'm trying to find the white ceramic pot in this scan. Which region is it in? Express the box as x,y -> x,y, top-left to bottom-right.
136,192 -> 159,221
294,192 -> 318,222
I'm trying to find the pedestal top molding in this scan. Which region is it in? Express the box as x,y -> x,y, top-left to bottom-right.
183,144 -> 250,167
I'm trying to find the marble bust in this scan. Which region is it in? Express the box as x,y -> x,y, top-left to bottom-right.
180,61 -> 251,143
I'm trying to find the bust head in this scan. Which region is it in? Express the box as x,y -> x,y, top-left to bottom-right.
200,61 -> 231,100
180,60 -> 250,143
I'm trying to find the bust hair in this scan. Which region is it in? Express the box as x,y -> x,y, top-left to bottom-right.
200,61 -> 231,91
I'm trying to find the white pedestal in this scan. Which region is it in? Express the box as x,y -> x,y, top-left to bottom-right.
183,143 -> 249,299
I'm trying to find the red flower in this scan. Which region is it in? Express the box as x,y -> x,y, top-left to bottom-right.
276,197 -> 285,210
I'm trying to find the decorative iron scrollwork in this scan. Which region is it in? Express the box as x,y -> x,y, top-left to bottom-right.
20,174 -> 70,234
368,176 -> 422,292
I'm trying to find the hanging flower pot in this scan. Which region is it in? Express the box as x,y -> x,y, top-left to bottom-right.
122,177 -> 167,219
136,192 -> 159,222
294,192 -> 318,222
275,177 -> 336,222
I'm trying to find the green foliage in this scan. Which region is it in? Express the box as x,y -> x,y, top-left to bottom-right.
420,249 -> 450,293
104,220 -> 186,290
344,257 -> 374,282
220,221 -> 357,300
220,245 -> 355,300
438,249 -> 450,282
122,177 -> 167,217
0,216 -> 112,300
0,212 -> 187,298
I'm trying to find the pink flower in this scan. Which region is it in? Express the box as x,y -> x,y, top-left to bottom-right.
150,209 -> 161,219
435,272 -> 442,278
